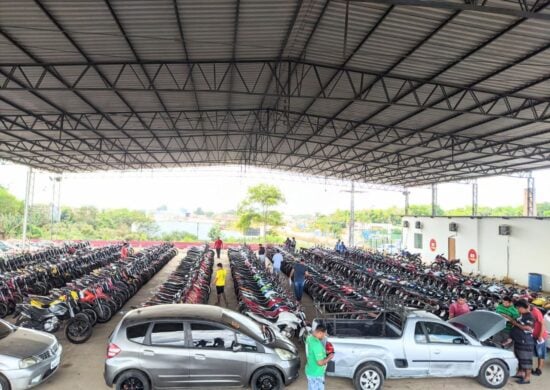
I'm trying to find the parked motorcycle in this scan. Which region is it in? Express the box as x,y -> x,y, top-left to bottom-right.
14,292 -> 92,344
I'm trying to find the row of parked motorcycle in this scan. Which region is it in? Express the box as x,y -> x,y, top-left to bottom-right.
0,243 -> 121,318
228,247 -> 306,339
273,246 -> 549,320
11,243 -> 177,344
142,246 -> 213,306
0,241 -> 89,272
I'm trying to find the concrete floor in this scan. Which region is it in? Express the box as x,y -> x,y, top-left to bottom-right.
31,250 -> 547,390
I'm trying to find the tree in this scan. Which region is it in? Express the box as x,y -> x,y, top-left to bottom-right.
236,184 -> 285,240
408,204 -> 444,216
208,224 -> 222,241
194,207 -> 205,215
208,224 -> 222,242
0,186 -> 24,236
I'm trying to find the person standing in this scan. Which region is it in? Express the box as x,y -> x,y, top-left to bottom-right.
290,237 -> 297,254
258,243 -> 266,262
334,239 -> 341,253
258,244 -> 268,270
120,242 -> 129,260
272,249 -> 283,275
289,258 -> 308,302
214,237 -> 223,259
449,294 -> 470,319
530,304 -> 548,376
495,296 -> 519,346
214,262 -> 228,306
506,299 -> 535,384
305,325 -> 334,390
284,237 -> 291,251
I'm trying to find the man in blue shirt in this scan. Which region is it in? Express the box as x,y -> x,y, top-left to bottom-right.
289,258 -> 308,302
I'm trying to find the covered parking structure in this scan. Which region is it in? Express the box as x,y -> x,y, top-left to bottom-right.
0,0 -> 549,189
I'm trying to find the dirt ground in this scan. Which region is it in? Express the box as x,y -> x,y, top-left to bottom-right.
28,250 -> 547,390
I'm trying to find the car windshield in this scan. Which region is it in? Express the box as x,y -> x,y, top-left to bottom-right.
0,321 -> 13,340
450,322 -> 477,340
222,311 -> 266,341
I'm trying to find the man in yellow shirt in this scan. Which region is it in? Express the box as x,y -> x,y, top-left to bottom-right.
214,262 -> 228,306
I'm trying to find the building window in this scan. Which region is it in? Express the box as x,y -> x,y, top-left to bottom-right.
414,233 -> 423,249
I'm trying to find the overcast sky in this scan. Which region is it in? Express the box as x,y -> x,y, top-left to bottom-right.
1,162 -> 549,215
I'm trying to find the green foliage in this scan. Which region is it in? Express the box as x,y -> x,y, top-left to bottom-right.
158,230 -> 198,242
0,186 -> 23,215
311,212 -> 347,238
208,224 -> 222,241
407,204 -> 444,216
537,202 -> 550,217
236,184 -> 285,239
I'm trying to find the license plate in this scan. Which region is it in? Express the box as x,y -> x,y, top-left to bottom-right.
50,355 -> 60,370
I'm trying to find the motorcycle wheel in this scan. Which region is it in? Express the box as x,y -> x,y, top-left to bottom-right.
94,303 -> 113,323
0,303 -> 8,318
65,313 -> 93,344
82,308 -> 98,326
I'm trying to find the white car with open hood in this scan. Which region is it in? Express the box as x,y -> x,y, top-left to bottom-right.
313,310 -> 518,390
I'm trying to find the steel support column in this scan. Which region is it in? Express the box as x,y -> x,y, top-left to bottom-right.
431,183 -> 438,217
403,189 -> 410,215
526,174 -> 535,216
472,181 -> 478,216
349,181 -> 355,247
21,167 -> 32,245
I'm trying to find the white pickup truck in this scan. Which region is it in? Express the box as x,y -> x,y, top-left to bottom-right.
313,310 -> 518,390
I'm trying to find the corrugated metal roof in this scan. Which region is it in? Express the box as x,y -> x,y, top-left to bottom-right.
0,0 -> 549,186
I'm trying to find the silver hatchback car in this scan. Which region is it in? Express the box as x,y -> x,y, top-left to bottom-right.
104,304 -> 300,390
0,319 -> 62,390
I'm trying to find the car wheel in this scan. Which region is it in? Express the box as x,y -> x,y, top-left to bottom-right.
477,359 -> 509,389
354,363 -> 384,390
0,374 -> 11,390
251,367 -> 284,390
115,370 -> 150,390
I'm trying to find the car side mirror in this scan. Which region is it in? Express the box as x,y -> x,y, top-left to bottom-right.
452,337 -> 466,345
232,343 -> 243,352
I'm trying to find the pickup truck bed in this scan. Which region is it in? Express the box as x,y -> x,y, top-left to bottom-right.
317,317 -> 402,338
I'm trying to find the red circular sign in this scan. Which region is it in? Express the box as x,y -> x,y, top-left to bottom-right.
468,249 -> 478,264
429,239 -> 437,252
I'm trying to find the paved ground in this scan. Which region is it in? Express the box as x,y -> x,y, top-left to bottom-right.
29,250 -> 547,390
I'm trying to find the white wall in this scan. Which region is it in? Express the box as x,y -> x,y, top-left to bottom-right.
402,217 -> 550,289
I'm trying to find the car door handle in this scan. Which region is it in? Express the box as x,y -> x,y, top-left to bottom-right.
143,350 -> 155,356
194,354 -> 206,360
433,350 -> 441,355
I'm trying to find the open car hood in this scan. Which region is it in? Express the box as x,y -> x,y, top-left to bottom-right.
448,310 -> 506,342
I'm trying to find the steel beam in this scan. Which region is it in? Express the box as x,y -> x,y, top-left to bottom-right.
351,0 -> 550,20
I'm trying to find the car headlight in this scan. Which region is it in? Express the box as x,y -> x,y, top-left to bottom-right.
275,348 -> 296,361
19,357 -> 40,369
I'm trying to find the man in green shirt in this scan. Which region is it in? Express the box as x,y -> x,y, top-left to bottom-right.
305,325 -> 334,390
495,296 -> 519,347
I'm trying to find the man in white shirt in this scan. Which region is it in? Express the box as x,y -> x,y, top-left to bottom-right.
272,249 -> 283,275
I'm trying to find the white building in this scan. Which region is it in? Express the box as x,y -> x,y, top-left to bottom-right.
402,216 -> 549,289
